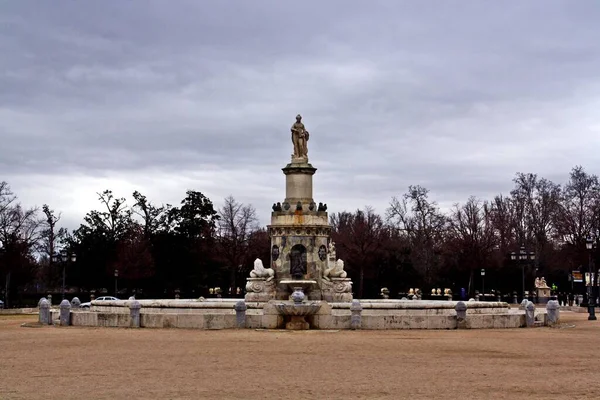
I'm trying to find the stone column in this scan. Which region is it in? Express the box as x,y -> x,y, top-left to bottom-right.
129,300 -> 141,328
59,299 -> 71,326
234,301 -> 247,329
350,300 -> 362,330
39,298 -> 50,325
546,299 -> 560,326
525,301 -> 535,327
455,301 -> 467,329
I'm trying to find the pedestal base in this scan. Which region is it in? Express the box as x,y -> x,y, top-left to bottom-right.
536,287 -> 551,305
321,278 -> 353,302
286,315 -> 310,330
245,278 -> 276,302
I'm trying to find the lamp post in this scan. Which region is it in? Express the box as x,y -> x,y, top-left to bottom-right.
114,269 -> 119,297
56,249 -> 76,300
481,269 -> 485,301
511,245 -> 535,301
585,236 -> 596,320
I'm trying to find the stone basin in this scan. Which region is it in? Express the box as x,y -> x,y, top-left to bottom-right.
275,301 -> 321,330
275,302 -> 321,316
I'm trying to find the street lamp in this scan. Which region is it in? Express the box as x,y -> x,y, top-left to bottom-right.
481,269 -> 485,301
114,269 -> 119,297
57,249 -> 76,299
511,245 -> 535,301
585,236 -> 596,320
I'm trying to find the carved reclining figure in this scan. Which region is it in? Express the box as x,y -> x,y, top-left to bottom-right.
323,259 -> 348,281
249,258 -> 275,281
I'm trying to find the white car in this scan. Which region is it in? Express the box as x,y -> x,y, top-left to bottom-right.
80,296 -> 119,308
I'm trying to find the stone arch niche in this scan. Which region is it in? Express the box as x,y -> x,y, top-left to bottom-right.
289,244 -> 307,279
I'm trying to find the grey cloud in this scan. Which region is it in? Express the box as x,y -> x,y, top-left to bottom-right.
2,1 -> 600,227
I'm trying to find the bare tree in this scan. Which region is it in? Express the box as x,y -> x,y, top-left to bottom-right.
447,196 -> 496,294
386,186 -> 447,286
217,196 -> 259,293
0,182 -> 43,306
38,205 -> 67,288
555,166 -> 600,267
331,206 -> 388,298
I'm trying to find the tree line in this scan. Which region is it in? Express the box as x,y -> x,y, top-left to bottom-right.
1,165 -> 599,306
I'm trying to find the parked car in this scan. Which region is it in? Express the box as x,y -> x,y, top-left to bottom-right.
80,296 -> 119,309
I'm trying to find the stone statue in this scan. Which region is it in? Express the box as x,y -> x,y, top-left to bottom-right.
249,258 -> 275,281
323,259 -> 348,281
534,277 -> 541,288
291,114 -> 309,159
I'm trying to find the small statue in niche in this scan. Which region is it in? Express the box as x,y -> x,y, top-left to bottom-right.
318,245 -> 327,261
249,258 -> 275,281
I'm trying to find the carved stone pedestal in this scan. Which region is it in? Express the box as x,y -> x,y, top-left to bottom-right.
536,287 -> 551,304
245,278 -> 276,302
321,278 -> 353,302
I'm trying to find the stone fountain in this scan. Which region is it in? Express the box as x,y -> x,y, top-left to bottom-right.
275,287 -> 321,330
66,114 -> 537,331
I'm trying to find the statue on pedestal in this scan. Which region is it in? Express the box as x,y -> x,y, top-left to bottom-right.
291,114 -> 309,160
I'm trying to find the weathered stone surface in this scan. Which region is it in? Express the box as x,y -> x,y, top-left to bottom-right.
59,299 -> 71,326
525,301 -> 536,327
321,277 -> 353,302
455,301 -> 467,329
244,277 -> 276,302
71,297 -> 81,309
350,300 -> 362,330
546,299 -> 560,325
129,300 -> 141,328
39,299 -> 50,325
234,301 -> 247,328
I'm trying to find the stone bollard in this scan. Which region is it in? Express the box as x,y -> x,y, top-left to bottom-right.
525,301 -> 535,327
129,300 -> 141,328
455,301 -> 467,329
71,297 -> 81,309
234,301 -> 247,329
546,300 -> 560,326
39,299 -> 50,325
350,300 -> 362,330
520,299 -> 528,310
59,299 -> 71,326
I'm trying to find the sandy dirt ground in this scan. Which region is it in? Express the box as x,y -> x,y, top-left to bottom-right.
1,312 -> 598,400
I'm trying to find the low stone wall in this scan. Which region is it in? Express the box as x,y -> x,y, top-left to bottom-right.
49,298 -> 540,330
0,308 -> 37,315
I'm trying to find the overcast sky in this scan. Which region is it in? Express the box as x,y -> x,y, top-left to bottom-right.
2,1 -> 600,230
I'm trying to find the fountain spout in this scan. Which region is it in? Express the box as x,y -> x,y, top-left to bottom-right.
275,286 -> 321,330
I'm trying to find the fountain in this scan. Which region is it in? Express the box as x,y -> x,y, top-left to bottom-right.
275,287 -> 321,330
66,114 -> 536,331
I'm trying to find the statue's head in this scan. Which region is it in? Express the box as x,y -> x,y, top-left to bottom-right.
254,258 -> 264,269
336,259 -> 344,268
296,114 -> 302,121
